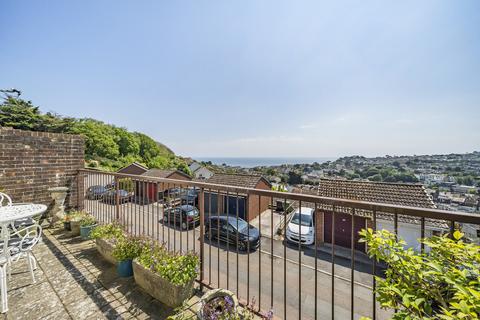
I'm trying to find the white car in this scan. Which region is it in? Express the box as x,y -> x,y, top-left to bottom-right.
285,207 -> 315,245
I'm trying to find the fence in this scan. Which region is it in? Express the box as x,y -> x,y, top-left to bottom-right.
78,168 -> 480,320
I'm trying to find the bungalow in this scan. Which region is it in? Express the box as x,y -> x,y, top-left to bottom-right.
203,173 -> 272,221
136,169 -> 192,203
294,179 -> 444,252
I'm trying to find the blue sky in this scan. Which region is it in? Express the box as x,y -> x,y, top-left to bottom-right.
1,1 -> 479,158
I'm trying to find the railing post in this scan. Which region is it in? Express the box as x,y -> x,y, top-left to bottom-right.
199,187 -> 205,290
115,176 -> 120,221
77,170 -> 83,211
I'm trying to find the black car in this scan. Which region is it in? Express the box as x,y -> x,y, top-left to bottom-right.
205,216 -> 260,251
101,189 -> 133,204
179,188 -> 199,205
86,185 -> 108,199
162,205 -> 200,230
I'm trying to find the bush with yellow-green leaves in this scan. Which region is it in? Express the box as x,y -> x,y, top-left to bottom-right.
359,229 -> 479,320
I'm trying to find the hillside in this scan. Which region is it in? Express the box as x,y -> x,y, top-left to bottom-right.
0,92 -> 190,174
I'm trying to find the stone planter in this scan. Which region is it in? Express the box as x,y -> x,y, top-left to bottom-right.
132,259 -> 195,308
197,289 -> 239,319
48,187 -> 69,226
70,221 -> 81,236
95,238 -> 117,265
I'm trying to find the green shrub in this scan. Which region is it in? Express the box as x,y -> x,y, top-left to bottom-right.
66,210 -> 88,222
90,223 -> 125,241
137,242 -> 199,286
359,229 -> 480,320
79,215 -> 97,227
112,237 -> 144,261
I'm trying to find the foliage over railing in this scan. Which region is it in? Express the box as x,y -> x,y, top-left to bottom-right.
360,229 -> 480,320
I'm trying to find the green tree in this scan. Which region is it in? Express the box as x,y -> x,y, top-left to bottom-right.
0,96 -> 43,130
71,119 -> 120,159
287,171 -> 303,184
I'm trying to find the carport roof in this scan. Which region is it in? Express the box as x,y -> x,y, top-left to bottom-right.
205,173 -> 271,189
294,179 -> 436,209
141,169 -> 192,180
293,179 -> 447,228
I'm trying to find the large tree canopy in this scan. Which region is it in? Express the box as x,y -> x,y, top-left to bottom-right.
0,93 -> 190,174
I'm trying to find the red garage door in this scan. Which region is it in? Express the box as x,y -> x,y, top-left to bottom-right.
323,211 -> 366,252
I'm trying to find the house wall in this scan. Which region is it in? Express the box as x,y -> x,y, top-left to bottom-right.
193,167 -> 213,180
0,127 -> 84,209
247,180 -> 271,221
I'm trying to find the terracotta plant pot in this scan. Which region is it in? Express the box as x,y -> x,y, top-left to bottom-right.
132,259 -> 195,308
95,238 -> 117,265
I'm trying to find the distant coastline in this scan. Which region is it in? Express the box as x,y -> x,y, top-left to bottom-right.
196,157 -> 337,168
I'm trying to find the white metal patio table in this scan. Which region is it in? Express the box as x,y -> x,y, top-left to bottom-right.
0,204 -> 47,313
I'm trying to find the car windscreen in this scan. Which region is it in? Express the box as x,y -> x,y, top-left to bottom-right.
186,208 -> 198,216
230,219 -> 249,232
290,213 -> 312,227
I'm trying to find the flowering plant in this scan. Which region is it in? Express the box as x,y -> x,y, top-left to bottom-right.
137,241 -> 199,286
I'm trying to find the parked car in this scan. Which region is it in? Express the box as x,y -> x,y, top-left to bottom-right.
205,216 -> 260,251
162,205 -> 200,230
101,189 -> 133,204
86,185 -> 108,199
179,188 -> 199,205
285,207 -> 315,245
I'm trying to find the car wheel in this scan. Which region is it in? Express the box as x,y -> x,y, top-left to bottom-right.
238,241 -> 247,251
181,222 -> 188,230
205,230 -> 213,240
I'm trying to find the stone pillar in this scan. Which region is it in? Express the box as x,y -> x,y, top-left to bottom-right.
48,187 -> 69,226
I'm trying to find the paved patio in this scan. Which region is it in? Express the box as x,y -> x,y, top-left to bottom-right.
1,226 -> 204,320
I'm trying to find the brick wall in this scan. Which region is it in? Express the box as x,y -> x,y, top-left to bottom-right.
0,127 -> 85,209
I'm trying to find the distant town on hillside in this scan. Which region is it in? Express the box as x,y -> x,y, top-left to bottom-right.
192,151 -> 480,214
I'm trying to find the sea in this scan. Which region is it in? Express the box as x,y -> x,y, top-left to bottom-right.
196,157 -> 337,168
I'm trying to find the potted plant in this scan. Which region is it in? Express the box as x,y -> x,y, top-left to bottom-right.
79,215 -> 97,240
65,211 -> 85,236
133,242 -> 199,307
90,223 -> 125,264
197,289 -> 239,319
63,215 -> 72,231
112,236 -> 143,277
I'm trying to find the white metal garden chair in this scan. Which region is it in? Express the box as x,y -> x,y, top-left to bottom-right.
0,223 -> 42,312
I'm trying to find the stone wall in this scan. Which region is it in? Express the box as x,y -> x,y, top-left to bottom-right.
0,127 -> 84,209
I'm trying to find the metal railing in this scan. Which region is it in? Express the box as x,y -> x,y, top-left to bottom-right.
78,168 -> 480,320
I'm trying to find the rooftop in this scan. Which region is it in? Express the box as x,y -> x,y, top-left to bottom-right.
294,178 -> 436,209
204,172 -> 271,189
142,169 -> 191,180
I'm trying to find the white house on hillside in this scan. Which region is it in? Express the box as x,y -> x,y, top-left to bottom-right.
189,162 -> 214,180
